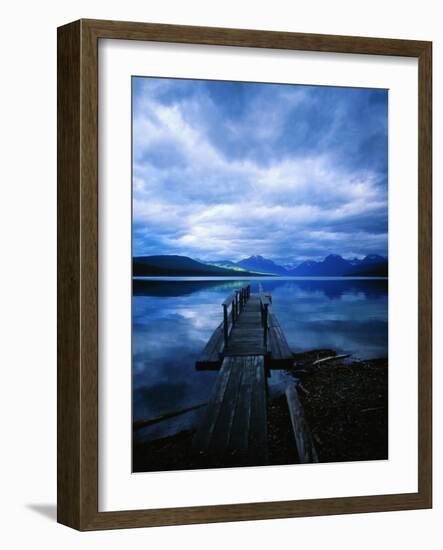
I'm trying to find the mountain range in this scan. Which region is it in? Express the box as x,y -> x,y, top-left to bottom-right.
133,253 -> 388,277
208,254 -> 387,277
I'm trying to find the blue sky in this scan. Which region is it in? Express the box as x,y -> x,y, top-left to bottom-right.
132,77 -> 388,265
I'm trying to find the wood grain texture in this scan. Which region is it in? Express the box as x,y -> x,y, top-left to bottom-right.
224,296 -> 266,356
417,42 -> 432,508
286,385 -> 318,464
268,313 -> 293,366
195,321 -> 224,368
193,356 -> 267,460
193,356 -> 234,451
82,18 -> 429,57
80,18 -> 100,529
58,19 -> 100,530
57,18 -> 432,530
57,20 -> 81,529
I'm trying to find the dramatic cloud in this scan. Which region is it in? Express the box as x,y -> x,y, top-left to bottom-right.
132,77 -> 388,264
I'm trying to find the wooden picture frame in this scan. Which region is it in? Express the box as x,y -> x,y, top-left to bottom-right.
57,19 -> 432,530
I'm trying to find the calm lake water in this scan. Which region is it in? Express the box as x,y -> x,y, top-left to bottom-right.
132,277 -> 388,443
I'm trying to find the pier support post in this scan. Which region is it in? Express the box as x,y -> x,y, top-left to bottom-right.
263,303 -> 268,348
223,304 -> 228,346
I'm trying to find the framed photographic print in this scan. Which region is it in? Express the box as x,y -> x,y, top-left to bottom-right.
57,19 -> 432,530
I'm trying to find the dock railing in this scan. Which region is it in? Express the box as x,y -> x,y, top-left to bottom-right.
222,285 -> 250,347
258,283 -> 272,348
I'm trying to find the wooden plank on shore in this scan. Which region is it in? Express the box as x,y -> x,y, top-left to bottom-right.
285,384 -> 319,464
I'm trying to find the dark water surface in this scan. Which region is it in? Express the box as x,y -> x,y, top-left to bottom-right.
132,277 -> 388,443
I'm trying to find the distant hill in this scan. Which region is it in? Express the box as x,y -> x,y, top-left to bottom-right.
205,260 -> 253,273
133,255 -> 262,277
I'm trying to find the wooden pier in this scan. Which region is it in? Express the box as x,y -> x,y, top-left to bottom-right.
194,284 -> 295,463
196,284 -> 293,370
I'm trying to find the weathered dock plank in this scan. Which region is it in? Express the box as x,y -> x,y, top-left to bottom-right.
207,357 -> 244,453
193,355 -> 268,462
248,356 -> 268,463
228,357 -> 255,452
193,357 -> 234,450
224,295 -> 266,356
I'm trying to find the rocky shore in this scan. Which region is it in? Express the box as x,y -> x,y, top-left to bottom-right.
133,349 -> 388,472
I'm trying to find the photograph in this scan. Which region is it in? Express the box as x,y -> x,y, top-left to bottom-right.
131,76 -> 389,473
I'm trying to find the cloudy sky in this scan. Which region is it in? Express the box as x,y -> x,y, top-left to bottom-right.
132,77 -> 388,265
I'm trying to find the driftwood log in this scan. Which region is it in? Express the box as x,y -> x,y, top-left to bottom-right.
133,403 -> 206,431
312,353 -> 351,366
